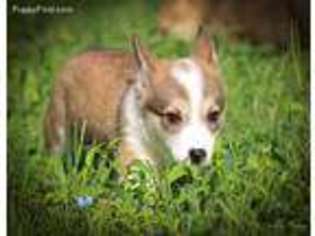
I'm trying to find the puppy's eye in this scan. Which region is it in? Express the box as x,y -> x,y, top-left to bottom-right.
163,112 -> 182,125
207,110 -> 220,123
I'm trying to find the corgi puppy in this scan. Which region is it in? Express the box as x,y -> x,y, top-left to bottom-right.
44,33 -> 225,169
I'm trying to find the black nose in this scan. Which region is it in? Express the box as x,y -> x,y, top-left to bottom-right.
189,148 -> 207,164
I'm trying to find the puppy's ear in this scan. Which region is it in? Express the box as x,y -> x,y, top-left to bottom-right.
194,29 -> 218,64
131,34 -> 155,72
131,35 -> 156,97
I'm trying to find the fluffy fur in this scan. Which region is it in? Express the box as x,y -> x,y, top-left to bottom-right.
44,34 -> 225,169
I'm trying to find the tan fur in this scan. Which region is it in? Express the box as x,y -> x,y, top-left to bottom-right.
158,0 -> 304,47
44,51 -> 136,150
159,0 -> 206,41
44,34 -> 225,169
118,140 -> 140,171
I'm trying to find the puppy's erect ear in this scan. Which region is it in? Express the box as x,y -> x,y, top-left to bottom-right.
131,35 -> 157,97
194,29 -> 218,64
131,34 -> 156,72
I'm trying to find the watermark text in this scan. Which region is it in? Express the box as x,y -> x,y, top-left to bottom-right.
12,4 -> 74,15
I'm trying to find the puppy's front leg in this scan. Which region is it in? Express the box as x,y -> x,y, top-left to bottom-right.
118,141 -> 139,176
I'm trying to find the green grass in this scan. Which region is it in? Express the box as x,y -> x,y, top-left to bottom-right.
8,0 -> 309,235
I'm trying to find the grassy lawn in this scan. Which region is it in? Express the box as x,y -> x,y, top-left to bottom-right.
8,0 -> 310,235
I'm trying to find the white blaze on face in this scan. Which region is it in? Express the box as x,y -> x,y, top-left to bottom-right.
168,59 -> 215,164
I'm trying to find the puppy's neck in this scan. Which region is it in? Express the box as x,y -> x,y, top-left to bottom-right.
121,84 -> 167,166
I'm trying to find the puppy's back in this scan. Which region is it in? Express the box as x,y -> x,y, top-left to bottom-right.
44,50 -> 136,152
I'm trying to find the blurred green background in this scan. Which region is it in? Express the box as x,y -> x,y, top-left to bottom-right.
8,0 -> 310,235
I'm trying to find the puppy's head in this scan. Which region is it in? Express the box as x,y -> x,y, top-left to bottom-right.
131,33 -> 225,165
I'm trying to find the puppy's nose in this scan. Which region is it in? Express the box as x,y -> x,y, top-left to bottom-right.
189,148 -> 207,164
